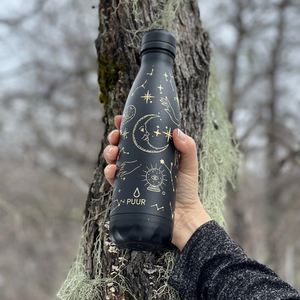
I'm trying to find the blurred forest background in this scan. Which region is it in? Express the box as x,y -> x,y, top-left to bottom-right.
0,0 -> 299,299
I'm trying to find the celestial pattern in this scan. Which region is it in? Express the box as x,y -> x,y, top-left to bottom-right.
169,73 -> 174,91
157,84 -> 164,94
122,105 -> 136,127
163,127 -> 172,142
131,80 -> 147,96
141,164 -> 167,193
154,126 -> 161,137
116,160 -> 142,181
141,90 -> 155,104
121,128 -> 129,139
160,96 -> 181,126
147,66 -> 154,76
151,204 -> 164,211
132,114 -> 169,153
160,159 -> 175,191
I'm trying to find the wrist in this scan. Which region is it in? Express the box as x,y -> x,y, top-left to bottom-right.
175,204 -> 211,251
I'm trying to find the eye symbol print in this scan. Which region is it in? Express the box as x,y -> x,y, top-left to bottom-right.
142,164 -> 167,193
151,174 -> 159,181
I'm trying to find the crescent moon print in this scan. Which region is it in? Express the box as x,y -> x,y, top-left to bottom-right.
160,96 -> 180,126
132,114 -> 169,153
121,105 -> 136,128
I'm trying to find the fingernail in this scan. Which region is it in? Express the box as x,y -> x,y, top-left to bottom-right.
105,165 -> 111,172
108,146 -> 113,154
108,131 -> 113,140
177,129 -> 186,141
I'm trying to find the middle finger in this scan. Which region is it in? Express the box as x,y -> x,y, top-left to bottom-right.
104,145 -> 119,164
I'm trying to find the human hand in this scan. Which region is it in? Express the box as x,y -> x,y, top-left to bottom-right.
104,115 -> 211,251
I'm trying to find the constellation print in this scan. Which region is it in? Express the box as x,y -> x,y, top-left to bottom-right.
131,80 -> 147,96
160,159 -> 175,192
147,66 -> 154,76
170,202 -> 174,219
111,199 -> 126,212
117,147 -> 129,161
151,204 -> 164,211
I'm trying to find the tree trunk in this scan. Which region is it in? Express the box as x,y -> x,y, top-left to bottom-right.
84,1 -> 210,298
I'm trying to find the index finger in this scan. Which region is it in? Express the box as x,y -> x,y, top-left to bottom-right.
114,115 -> 122,130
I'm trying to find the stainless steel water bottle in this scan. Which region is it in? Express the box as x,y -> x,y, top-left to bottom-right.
109,29 -> 180,251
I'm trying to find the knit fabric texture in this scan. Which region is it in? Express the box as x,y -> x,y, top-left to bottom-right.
168,220 -> 300,300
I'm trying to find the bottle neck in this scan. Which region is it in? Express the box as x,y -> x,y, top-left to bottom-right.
141,49 -> 174,67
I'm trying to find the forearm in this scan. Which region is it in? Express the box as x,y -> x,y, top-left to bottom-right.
168,221 -> 300,300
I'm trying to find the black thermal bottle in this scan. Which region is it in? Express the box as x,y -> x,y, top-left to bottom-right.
109,29 -> 180,251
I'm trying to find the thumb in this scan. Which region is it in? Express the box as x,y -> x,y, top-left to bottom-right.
173,128 -> 199,178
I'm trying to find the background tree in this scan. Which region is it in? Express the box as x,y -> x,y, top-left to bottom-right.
201,0 -> 300,283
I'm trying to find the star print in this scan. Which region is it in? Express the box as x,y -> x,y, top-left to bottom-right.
163,127 -> 172,142
164,73 -> 168,81
122,128 -> 129,139
154,129 -> 161,136
160,159 -> 165,164
157,85 -> 164,93
141,90 -> 155,103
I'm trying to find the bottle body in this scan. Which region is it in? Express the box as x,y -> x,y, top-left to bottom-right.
109,49 -> 180,251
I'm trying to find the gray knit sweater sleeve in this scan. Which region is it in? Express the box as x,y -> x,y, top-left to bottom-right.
168,220 -> 300,300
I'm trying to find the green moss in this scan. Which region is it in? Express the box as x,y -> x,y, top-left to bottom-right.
98,52 -> 126,107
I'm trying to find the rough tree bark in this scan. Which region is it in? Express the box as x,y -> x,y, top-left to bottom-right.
84,1 -> 210,299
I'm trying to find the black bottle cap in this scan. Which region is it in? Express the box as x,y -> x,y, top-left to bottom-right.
141,29 -> 176,58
